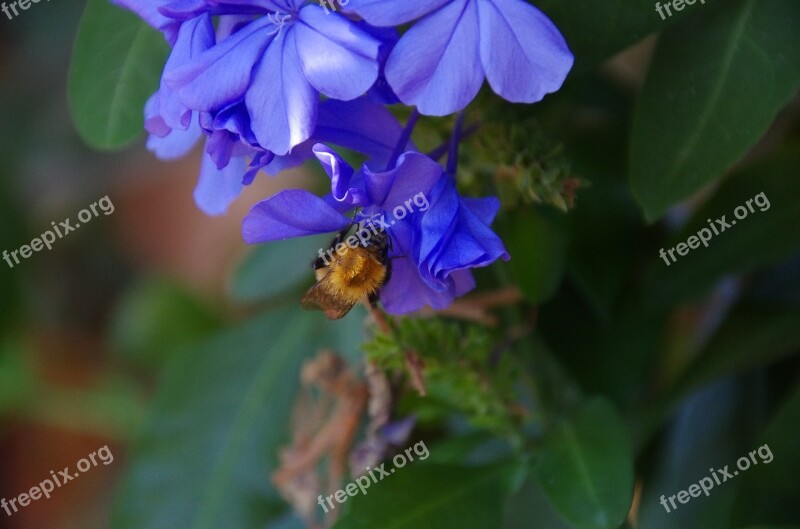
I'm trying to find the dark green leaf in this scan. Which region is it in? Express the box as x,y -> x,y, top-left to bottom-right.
110,309 -> 341,529
645,148 -> 800,305
635,378 -> 765,529
504,208 -> 567,304
536,0 -> 692,72
532,397 -> 634,529
633,301 -> 800,448
504,474 -> 577,529
332,463 -> 513,529
732,384 -> 800,527
68,0 -> 169,149
630,0 -> 800,220
677,304 -> 800,394
539,289 -> 669,409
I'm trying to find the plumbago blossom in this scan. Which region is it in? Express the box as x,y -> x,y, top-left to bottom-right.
347,0 -> 575,115
112,0 -> 573,313
243,136 -> 510,313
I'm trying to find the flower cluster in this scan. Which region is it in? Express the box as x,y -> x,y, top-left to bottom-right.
113,0 -> 574,313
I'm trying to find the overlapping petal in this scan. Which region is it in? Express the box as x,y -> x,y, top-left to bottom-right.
295,7 -> 381,101
146,117 -> 202,159
242,190 -> 350,243
366,0 -> 573,115
384,0 -> 483,116
346,0 -> 451,26
195,153 -> 248,216
477,0 -> 573,103
147,14 -> 215,135
165,16 -> 275,112
362,153 -> 443,209
312,145 -> 369,209
245,28 -> 318,155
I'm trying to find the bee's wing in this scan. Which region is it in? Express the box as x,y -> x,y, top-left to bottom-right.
301,273 -> 355,320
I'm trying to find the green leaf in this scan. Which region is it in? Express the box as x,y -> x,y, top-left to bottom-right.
532,397 -> 634,529
732,384 -> 800,527
535,0 -> 691,71
504,208 -> 567,304
539,289 -> 669,410
332,464 -> 513,529
633,301 -> 800,448
230,236 -> 329,304
635,378 -> 764,529
630,0 -> 800,220
565,182 -> 645,317
644,148 -> 800,305
677,304 -> 800,394
110,309 -> 341,529
68,0 -> 169,149
503,475 -> 577,529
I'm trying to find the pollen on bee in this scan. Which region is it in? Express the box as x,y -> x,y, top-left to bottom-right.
329,248 -> 387,296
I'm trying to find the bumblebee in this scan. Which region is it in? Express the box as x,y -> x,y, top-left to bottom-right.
301,224 -> 392,320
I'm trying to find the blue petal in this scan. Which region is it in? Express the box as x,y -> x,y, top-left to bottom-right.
462,196 -> 500,225
478,0 -> 573,103
262,145 -> 313,176
147,116 -> 202,159
347,0 -> 451,26
315,97 -> 410,164
246,28 -> 318,155
362,152 -> 443,208
194,151 -> 247,216
160,0 -> 281,19
380,256 -> 460,313
385,0 -> 483,116
210,101 -> 258,146
242,190 -> 350,243
151,14 -> 215,132
166,16 -> 276,112
144,92 -> 172,137
205,129 -> 250,169
312,144 -> 370,208
451,268 -> 477,296
295,7 -> 381,100
419,180 -> 510,284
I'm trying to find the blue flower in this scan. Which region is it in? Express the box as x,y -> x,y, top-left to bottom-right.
163,1 -> 382,155
348,0 -> 574,116
242,146 -> 509,314
115,0 -> 391,214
